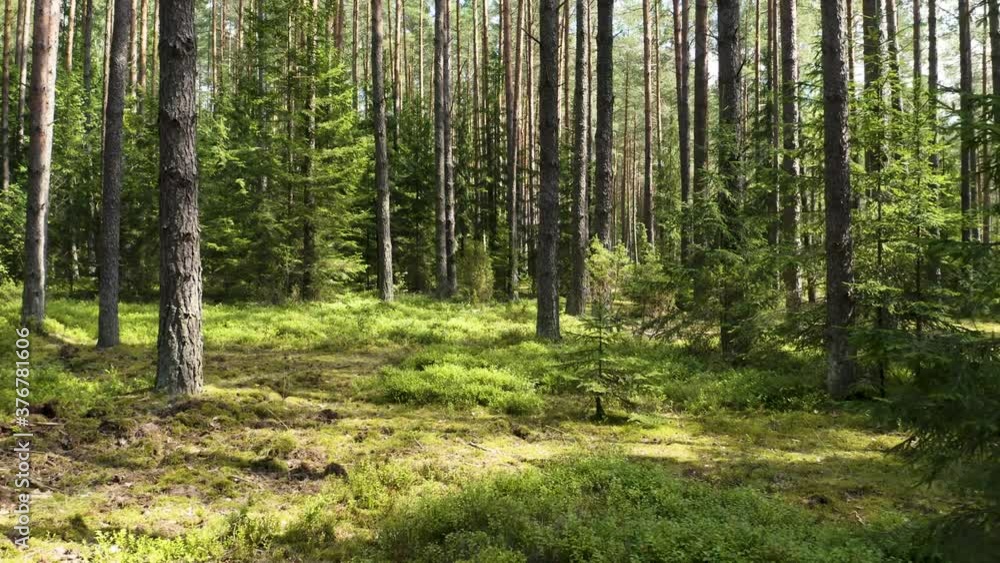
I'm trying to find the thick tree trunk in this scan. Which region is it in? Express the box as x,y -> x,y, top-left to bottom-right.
373,0 -> 394,301
593,0 -> 612,247
537,0 -> 559,339
98,0 -> 130,348
821,0 -> 857,399
673,0 -> 689,265
717,0 -> 746,360
20,0 -> 58,329
641,0 -> 653,243
960,0 -> 973,242
566,0 -> 588,315
156,0 -> 203,395
780,0 -> 801,309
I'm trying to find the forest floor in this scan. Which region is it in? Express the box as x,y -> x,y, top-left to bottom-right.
0,286 -> 956,562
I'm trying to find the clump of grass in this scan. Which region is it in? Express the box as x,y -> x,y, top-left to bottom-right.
376,362 -> 542,415
374,456 -> 920,563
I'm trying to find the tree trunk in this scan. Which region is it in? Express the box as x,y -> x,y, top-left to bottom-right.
504,0 -> 519,299
137,0 -> 148,97
301,0 -> 319,300
98,0 -> 130,348
766,0 -> 778,247
15,0 -> 33,161
717,0 -> 746,360
156,0 -> 203,395
20,0 -> 58,329
692,0 -> 707,249
82,0 -> 93,103
1,0 -> 12,192
373,0 -> 394,301
65,0 -> 75,69
821,0 -> 857,399
960,0 -> 973,242
673,0 -> 689,264
537,0 -> 560,339
130,0 -> 138,88
566,0 -> 588,315
988,0 -> 1000,244
593,0 -> 612,247
885,0 -> 901,111
434,0 -> 454,297
641,0 -> 653,243
780,0 -> 801,309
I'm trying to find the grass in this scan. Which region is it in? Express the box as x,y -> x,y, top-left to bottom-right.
0,285 -> 956,561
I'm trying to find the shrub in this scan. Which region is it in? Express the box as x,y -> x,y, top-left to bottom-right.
457,239 -> 494,304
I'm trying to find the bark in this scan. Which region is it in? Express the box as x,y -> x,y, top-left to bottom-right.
988,0 -> 1000,244
717,0 -> 746,359
593,0 -> 612,247
960,0 -> 973,242
641,0 -> 653,243
673,0 -> 689,264
156,0 -> 203,395
14,0 -> 32,159
352,0 -> 358,107
434,0 -> 454,297
130,0 -> 138,87
82,0 -> 92,101
885,0 -> 901,111
373,0 -> 394,301
566,0 -> 588,315
137,0 -> 148,95
821,0 -> 857,399
99,0 -> 130,348
537,0 -> 560,339
65,0 -> 75,69
301,0 -> 319,300
1,0 -> 12,192
766,0 -> 778,247
780,0 -> 801,309
862,0 -> 881,180
692,0 -> 707,245
20,0 -> 58,329
504,0 -> 519,299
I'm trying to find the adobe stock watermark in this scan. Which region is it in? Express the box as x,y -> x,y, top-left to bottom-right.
11,327 -> 32,549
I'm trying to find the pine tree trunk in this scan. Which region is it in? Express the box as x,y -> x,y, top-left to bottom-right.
780,0 -> 801,309
566,0 -> 588,315
885,0 -> 901,111
987,0 -> 1000,244
765,0 -> 778,247
537,0 -> 560,339
960,0 -> 973,242
504,0 -> 519,299
130,0 -> 138,88
593,0 -> 612,247
641,0 -> 653,243
718,0 -> 745,360
821,0 -> 857,399
98,0 -> 130,348
373,0 -> 394,301
137,0 -> 148,97
65,0 -> 75,69
14,0 -> 33,161
434,0 -> 454,297
82,0 -> 93,103
20,0 -> 58,330
301,0 -> 319,300
1,0 -> 12,193
692,0 -> 707,247
673,0 -> 689,265
156,0 -> 203,395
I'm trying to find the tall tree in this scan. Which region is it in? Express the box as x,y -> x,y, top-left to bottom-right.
301,0 -> 320,299
673,0 -> 690,264
20,0 -> 58,329
504,0 -> 520,299
780,0 -> 801,309
641,0 -> 653,243
960,0 -> 973,242
862,0 -> 882,190
822,0 -> 857,399
98,0 -> 131,348
593,0 -> 612,247
1,0 -> 12,192
566,0 -> 588,315
65,0 -> 75,69
692,0 -> 707,251
15,0 -> 33,160
373,0 -> 394,301
156,0 -> 203,395
434,0 -> 455,297
536,0 -> 559,339
988,0 -> 1000,244
717,0 -> 745,359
